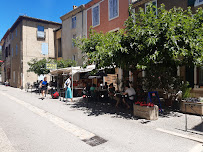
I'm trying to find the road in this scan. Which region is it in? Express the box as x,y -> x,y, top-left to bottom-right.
0,85 -> 202,152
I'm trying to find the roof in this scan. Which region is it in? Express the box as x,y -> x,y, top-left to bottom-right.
85,0 -> 103,9
60,5 -> 85,21
54,26 -> 62,32
0,29 -> 10,44
10,15 -> 62,32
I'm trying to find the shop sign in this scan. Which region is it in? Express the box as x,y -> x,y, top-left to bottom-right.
46,63 -> 57,70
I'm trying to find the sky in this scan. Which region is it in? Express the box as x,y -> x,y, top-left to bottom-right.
0,0 -> 91,39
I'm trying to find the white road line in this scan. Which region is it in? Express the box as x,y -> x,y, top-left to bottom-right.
0,92 -> 95,141
156,128 -> 203,144
0,127 -> 17,152
189,144 -> 203,152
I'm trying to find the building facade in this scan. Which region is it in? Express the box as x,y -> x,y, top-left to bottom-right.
60,5 -> 86,66
86,0 -> 130,35
0,29 -> 11,84
1,16 -> 61,88
54,27 -> 62,61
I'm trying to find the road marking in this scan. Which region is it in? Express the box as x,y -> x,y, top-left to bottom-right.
0,127 -> 17,152
189,144 -> 203,152
0,92 -> 107,146
156,128 -> 203,144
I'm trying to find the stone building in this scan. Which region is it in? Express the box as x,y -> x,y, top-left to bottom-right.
1,16 -> 61,88
60,5 -> 86,66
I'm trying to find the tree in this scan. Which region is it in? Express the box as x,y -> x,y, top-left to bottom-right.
27,58 -> 76,76
76,4 -> 203,92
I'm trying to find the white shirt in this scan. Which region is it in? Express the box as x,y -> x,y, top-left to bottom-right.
64,78 -> 71,88
125,87 -> 136,100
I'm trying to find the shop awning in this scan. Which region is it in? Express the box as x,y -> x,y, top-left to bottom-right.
50,65 -> 96,76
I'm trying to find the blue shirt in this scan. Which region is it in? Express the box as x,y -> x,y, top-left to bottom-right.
42,81 -> 47,86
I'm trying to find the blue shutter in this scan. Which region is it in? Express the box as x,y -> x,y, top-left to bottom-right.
42,43 -> 48,55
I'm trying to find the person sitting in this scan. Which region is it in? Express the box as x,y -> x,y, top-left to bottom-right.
109,83 -> 115,99
108,83 -> 121,107
90,84 -> 96,98
122,84 -> 136,109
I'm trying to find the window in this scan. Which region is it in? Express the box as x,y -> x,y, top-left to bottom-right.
16,45 -> 18,55
16,29 -> 17,37
92,5 -> 100,27
58,38 -> 62,57
41,43 -> 48,55
38,26 -> 44,32
12,33 -> 13,40
72,16 -> 76,29
37,26 -> 45,39
12,48 -> 13,57
199,67 -> 203,85
72,34 -> 76,47
72,55 -> 76,61
145,0 -> 157,15
194,0 -> 203,6
109,0 -> 119,20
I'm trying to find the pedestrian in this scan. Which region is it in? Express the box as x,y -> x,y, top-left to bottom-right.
64,75 -> 73,102
41,77 -> 48,100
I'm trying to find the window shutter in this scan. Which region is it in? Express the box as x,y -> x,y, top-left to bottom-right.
42,43 -> 48,55
113,0 -> 118,17
110,0 -> 113,19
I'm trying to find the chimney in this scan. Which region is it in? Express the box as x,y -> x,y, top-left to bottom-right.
73,5 -> 77,9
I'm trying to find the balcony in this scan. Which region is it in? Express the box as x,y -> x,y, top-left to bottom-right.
37,31 -> 46,39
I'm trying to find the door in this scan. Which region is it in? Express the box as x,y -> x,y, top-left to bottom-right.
186,66 -> 194,88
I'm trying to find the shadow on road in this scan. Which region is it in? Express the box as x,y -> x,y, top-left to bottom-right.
69,99 -> 138,120
192,122 -> 203,133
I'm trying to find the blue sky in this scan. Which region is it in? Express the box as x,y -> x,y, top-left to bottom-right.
0,0 -> 90,39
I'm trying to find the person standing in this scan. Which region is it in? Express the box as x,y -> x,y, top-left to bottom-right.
41,77 -> 48,100
64,75 -> 73,102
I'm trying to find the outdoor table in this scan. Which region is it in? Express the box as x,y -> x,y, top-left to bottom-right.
184,102 -> 203,131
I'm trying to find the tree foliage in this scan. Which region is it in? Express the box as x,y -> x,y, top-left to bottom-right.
76,4 -> 203,69
27,58 -> 76,76
76,4 -> 203,92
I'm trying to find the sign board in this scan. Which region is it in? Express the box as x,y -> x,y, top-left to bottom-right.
46,63 -> 57,70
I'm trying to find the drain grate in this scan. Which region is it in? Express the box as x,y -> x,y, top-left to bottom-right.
83,136 -> 107,147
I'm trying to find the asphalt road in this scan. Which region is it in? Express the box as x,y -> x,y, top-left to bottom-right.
0,85 -> 202,152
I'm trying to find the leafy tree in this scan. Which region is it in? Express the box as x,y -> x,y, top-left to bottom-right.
27,58 -> 76,76
76,4 -> 203,92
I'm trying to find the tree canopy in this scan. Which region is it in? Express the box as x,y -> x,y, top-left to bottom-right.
27,58 -> 76,76
76,4 -> 203,71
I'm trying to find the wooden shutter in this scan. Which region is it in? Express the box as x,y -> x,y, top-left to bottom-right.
42,43 -> 48,55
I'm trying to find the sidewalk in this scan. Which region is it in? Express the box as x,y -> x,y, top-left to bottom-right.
1,85 -> 202,143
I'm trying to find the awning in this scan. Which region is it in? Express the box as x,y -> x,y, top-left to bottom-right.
50,65 -> 96,76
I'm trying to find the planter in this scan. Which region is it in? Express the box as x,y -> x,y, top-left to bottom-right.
180,101 -> 203,115
133,104 -> 159,120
